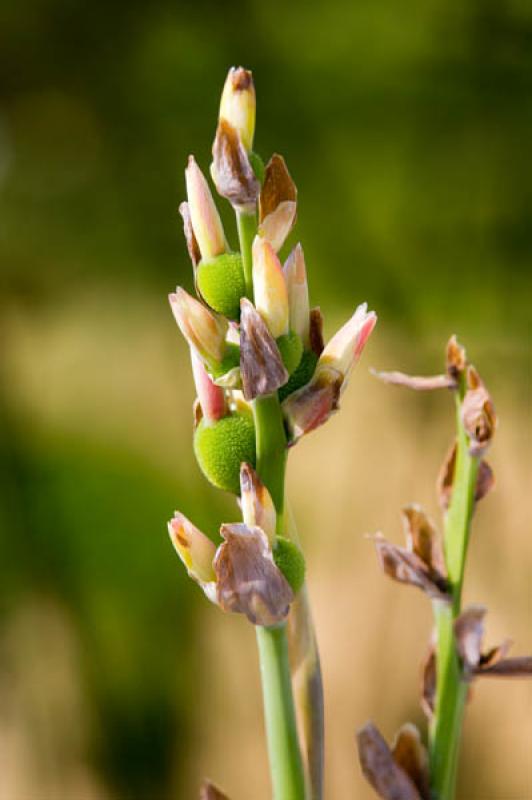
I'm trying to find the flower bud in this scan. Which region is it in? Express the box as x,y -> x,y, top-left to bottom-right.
240,463 -> 276,544
283,243 -> 310,345
194,412 -> 256,494
282,366 -> 343,442
219,67 -> 256,152
168,512 -> 216,585
252,236 -> 289,338
185,156 -> 226,260
258,154 -> 297,252
318,302 -> 377,388
191,349 -> 227,423
169,288 -> 228,364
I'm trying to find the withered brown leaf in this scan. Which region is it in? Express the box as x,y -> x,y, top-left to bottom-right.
240,298 -> 288,400
214,523 -> 293,626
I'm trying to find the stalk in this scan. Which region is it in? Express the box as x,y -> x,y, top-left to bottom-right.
429,390 -> 479,800
237,210 -> 306,800
236,210 -> 257,299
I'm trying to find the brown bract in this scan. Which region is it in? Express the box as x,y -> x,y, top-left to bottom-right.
214,523 -> 293,626
446,335 -> 467,382
211,119 -> 259,210
200,780 -> 230,800
392,724 -> 431,800
401,505 -> 446,579
371,369 -> 456,391
259,154 -> 297,221
374,528 -> 450,602
179,201 -> 201,267
454,606 -> 532,679
461,366 -> 497,456
421,645 -> 436,718
239,298 -> 288,400
356,722 -> 426,800
437,443 -> 495,510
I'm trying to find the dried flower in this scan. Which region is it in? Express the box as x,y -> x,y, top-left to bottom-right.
240,298 -> 288,400
356,722 -> 427,800
211,119 -> 260,211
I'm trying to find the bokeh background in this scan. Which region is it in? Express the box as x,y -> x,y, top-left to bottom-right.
1,0 -> 531,798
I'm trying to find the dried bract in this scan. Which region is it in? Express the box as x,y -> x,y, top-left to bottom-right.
391,724 -> 431,800
401,504 -> 446,579
200,779 -> 230,800
374,534 -> 450,602
437,442 -> 494,510
282,365 -> 342,443
214,523 -> 293,626
211,119 -> 259,211
240,298 -> 288,400
446,335 -> 467,382
309,307 -> 325,356
461,366 -> 497,456
371,370 -> 456,391
421,645 -> 436,719
454,605 -> 486,674
356,722 -> 423,800
240,462 -> 276,545
260,154 -> 297,221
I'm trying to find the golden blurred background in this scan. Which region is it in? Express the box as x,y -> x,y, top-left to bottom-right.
1,0 -> 531,798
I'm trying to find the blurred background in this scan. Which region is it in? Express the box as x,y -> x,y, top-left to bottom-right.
1,0 -> 531,797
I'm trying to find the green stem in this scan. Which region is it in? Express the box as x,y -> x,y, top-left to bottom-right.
256,623 -> 307,800
237,209 -> 257,300
430,392 -> 479,800
236,206 -> 305,799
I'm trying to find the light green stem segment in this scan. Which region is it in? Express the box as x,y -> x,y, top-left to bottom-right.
236,207 -> 305,799
256,623 -> 307,800
430,392 -> 479,800
236,209 -> 257,300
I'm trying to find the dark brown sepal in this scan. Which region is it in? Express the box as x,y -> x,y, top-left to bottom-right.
437,442 -> 495,510
421,644 -> 436,719
374,534 -> 450,602
391,724 -> 431,800
179,201 -> 201,268
239,298 -> 289,400
309,307 -> 325,357
214,523 -> 293,626
259,154 -> 297,221
211,119 -> 259,211
356,722 -> 424,800
454,605 -> 486,675
401,504 -> 447,579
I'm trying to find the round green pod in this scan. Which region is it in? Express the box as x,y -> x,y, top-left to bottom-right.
278,349 -> 318,402
197,253 -> 245,320
276,331 -> 303,377
273,536 -> 306,594
193,413 -> 256,494
249,151 -> 265,185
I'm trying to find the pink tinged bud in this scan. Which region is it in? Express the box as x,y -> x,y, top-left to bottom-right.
185,156 -> 226,260
318,303 -> 377,385
282,366 -> 343,443
240,463 -> 276,545
252,236 -> 289,338
169,287 -> 228,364
259,201 -> 297,252
191,349 -> 227,422
219,67 -> 256,152
283,243 -> 310,345
168,512 -> 217,590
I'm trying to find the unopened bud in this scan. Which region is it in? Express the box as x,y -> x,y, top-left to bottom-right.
258,154 -> 297,252
240,463 -> 276,544
252,236 -> 289,337
283,243 -> 310,345
282,366 -> 342,442
185,156 -> 226,260
169,288 -> 228,364
318,303 -> 377,388
191,349 -> 227,423
168,512 -> 216,585
219,67 -> 256,152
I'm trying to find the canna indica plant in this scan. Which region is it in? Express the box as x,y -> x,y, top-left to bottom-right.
357,339 -> 532,800
167,67 -> 376,799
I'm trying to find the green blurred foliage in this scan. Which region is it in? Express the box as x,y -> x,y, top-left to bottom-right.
0,0 -> 531,798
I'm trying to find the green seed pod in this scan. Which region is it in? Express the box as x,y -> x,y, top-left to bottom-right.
249,151 -> 265,185
273,536 -> 306,594
194,412 -> 256,494
276,331 -> 303,377
197,253 -> 245,320
278,349 -> 318,402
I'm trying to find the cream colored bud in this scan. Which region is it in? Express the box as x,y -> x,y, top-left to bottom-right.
252,236 -> 289,338
168,512 -> 216,585
169,287 -> 228,363
219,67 -> 256,152
185,156 -> 226,260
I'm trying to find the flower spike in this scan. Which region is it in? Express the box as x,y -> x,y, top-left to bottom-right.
185,156 -> 226,260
